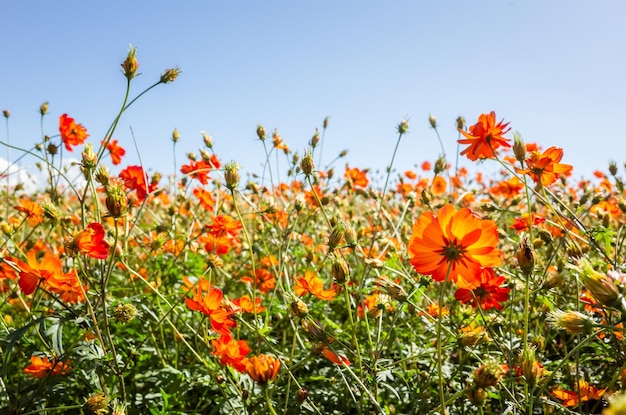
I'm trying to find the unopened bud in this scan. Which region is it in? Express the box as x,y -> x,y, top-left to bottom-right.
81,143 -> 97,170
577,259 -> 621,307
224,161 -> 240,191
296,388 -> 308,405
172,128 -> 180,143
201,131 -> 213,148
434,156 -> 447,174
331,254 -> 350,283
377,276 -> 408,303
105,179 -> 128,218
85,392 -> 110,415
257,125 -> 266,141
95,165 -> 110,186
2,110 -> 9,119
300,149 -> 314,176
548,309 -> 594,334
121,44 -> 139,80
160,67 -> 181,84
609,161 -> 618,176
301,319 -> 324,341
328,221 -> 346,250
310,129 -> 320,148
516,237 -> 536,274
473,362 -> 505,388
290,297 -> 309,318
47,143 -> 59,156
456,116 -> 466,131
513,133 -> 527,163
397,118 -> 409,135
39,102 -> 49,116
428,114 -> 437,129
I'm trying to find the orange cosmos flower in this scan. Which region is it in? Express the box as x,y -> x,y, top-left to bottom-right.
489,177 -> 524,198
421,161 -> 432,171
454,267 -> 510,310
202,234 -> 232,255
211,333 -> 251,372
180,160 -> 213,185
14,198 -> 44,227
408,203 -> 502,289
23,355 -> 71,379
294,270 -> 336,301
552,380 -> 607,408
119,165 -> 157,200
516,146 -> 573,186
293,270 -> 337,301
241,268 -> 276,293
510,213 -> 546,233
318,344 -> 351,366
46,269 -> 88,304
193,187 -> 215,210
431,176 -> 447,195
206,215 -> 242,239
13,250 -> 66,295
186,283 -> 236,335
232,294 -> 265,313
59,114 -> 89,152
246,354 -> 281,385
344,165 -> 369,189
69,222 -> 110,259
458,111 -> 511,161
106,139 -> 126,165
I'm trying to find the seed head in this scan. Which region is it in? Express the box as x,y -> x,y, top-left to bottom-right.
114,303 -> 137,324
473,362 -> 505,388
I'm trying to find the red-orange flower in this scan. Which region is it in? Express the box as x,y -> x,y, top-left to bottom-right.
552,380 -> 607,408
454,267 -> 510,310
319,344 -> 351,366
119,165 -> 157,200
180,160 -> 214,185
294,270 -> 336,301
458,112 -> 510,161
23,355 -> 71,379
59,114 -> 89,152
193,187 -> 215,211
72,222 -> 110,259
490,177 -> 524,198
46,269 -> 87,304
206,215 -> 242,239
246,354 -> 281,385
106,139 -> 126,165
408,203 -> 502,289
14,198 -> 44,227
344,165 -> 369,189
186,282 -> 236,335
241,268 -> 276,293
202,234 -> 233,255
211,333 -> 251,372
13,250 -> 65,295
516,146 -> 573,186
510,213 -> 546,233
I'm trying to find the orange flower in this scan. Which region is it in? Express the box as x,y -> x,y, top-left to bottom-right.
71,222 -> 110,259
241,268 -> 276,293
319,345 -> 351,366
211,333 -> 251,372
202,234 -> 232,255
510,213 -> 546,233
13,250 -> 66,295
232,294 -> 265,313
489,177 -> 524,198
46,269 -> 88,304
422,302 -> 448,318
246,354 -> 281,385
0,259 -> 18,292
516,146 -> 573,186
408,203 -> 502,289
294,270 -> 336,301
119,165 -> 157,200
180,160 -> 213,185
14,198 -> 44,227
431,176 -> 447,195
552,380 -> 607,408
206,215 -> 242,239
272,131 -> 289,153
106,139 -> 126,165
421,161 -> 432,171
454,267 -> 510,310
458,111 -> 510,161
344,165 -> 369,189
59,114 -> 89,152
193,187 -> 215,210
186,282 -> 236,335
23,355 -> 71,378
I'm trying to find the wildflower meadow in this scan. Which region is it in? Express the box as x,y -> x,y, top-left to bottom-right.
3,47 -> 626,415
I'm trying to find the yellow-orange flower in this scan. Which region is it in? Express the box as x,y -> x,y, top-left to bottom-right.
14,198 -> 44,227
552,380 -> 607,408
23,355 -> 71,378
516,146 -> 573,186
458,111 -> 510,161
245,354 -> 281,385
408,203 -> 502,289
294,270 -> 336,301
344,165 -> 369,189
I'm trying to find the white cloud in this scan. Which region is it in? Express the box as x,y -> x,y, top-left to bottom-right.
0,157 -> 86,194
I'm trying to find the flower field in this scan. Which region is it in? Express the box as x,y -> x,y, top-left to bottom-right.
3,48 -> 626,415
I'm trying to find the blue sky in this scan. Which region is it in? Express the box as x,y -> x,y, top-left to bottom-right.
2,1 -> 625,188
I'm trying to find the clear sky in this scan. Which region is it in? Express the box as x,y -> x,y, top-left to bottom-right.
2,1 -> 625,188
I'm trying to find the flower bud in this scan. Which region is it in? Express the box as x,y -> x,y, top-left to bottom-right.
377,276 -> 408,303
81,143 -> 97,170
397,118 -> 409,135
121,44 -> 139,80
456,116 -> 466,131
310,129 -> 320,148
105,178 -> 128,218
577,259 -> 621,307
434,156 -> 447,174
160,67 -> 181,84
290,297 -> 309,318
172,128 -> 180,143
331,254 -> 350,283
224,162 -> 240,191
47,143 -> 59,156
201,131 -> 213,148
516,236 -> 536,275
428,114 -> 437,129
548,309 -> 594,334
39,102 -> 49,116
2,110 -> 9,119
520,346 -> 543,387
513,133 -> 527,163
328,221 -> 346,251
296,388 -> 308,405
300,148 -> 314,176
609,160 -> 618,176
465,386 -> 487,406
41,200 -> 61,224
473,362 -> 505,388
95,165 -> 110,186
301,319 -> 324,341
257,125 -> 266,141
344,224 -> 357,248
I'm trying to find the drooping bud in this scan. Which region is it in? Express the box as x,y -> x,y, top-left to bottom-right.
516,236 -> 536,275
548,309 -> 594,334
224,161 -> 240,191
377,276 -> 408,303
121,44 -> 139,80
